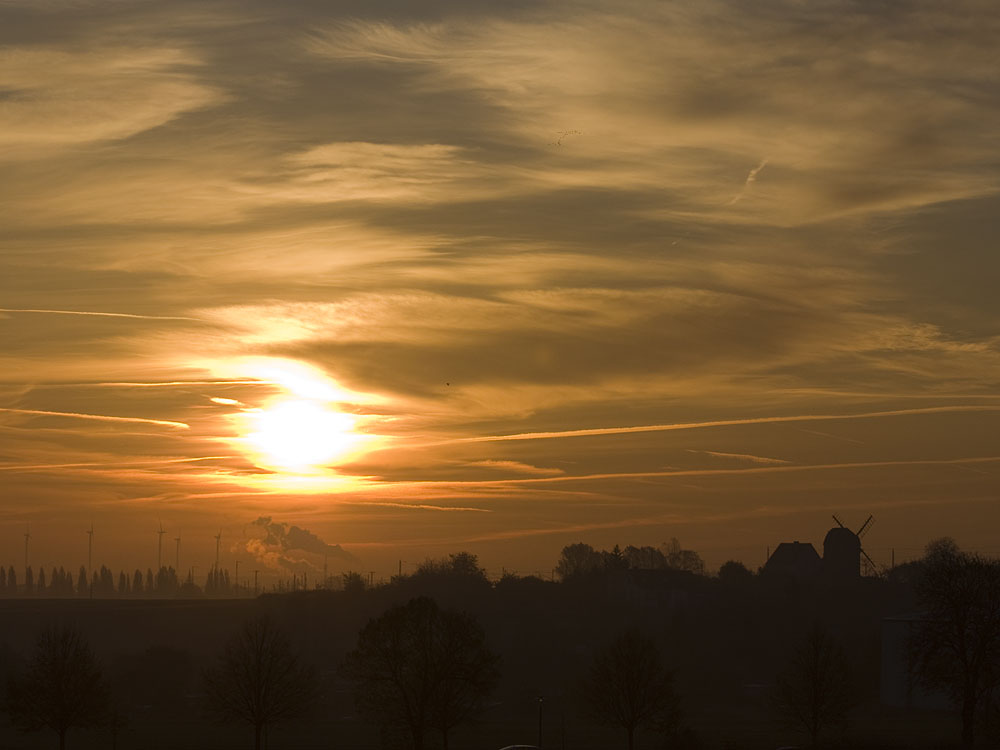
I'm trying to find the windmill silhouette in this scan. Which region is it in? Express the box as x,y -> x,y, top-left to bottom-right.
832,514 -> 879,577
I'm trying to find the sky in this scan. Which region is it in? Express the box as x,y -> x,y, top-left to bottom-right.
1,0 -> 998,581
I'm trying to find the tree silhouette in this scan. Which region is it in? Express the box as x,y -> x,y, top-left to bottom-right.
910,538 -> 1000,749
578,629 -> 678,750
623,544 -> 668,570
342,596 -> 499,750
555,542 -> 602,580
413,551 -> 490,585
602,544 -> 629,572
717,560 -> 754,586
773,623 -> 854,747
6,625 -> 109,750
202,616 -> 320,750
663,538 -> 705,575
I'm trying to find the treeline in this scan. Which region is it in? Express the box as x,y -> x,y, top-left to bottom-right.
554,538 -> 708,579
0,538 -> 716,600
0,564 -> 246,598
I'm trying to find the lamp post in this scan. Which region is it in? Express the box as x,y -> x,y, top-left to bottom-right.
538,695 -> 544,748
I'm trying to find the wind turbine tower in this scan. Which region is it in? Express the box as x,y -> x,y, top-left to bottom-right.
174,537 -> 181,571
87,524 -> 94,578
157,522 -> 166,571
24,524 -> 30,573
214,530 -> 222,572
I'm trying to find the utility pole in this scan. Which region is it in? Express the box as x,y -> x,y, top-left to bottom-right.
235,559 -> 240,589
174,537 -> 181,572
24,524 -> 31,579
253,569 -> 259,596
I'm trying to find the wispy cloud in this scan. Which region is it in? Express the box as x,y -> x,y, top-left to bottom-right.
0,45 -> 222,157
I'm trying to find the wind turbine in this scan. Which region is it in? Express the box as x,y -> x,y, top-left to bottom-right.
87,524 -> 94,577
156,522 -> 166,571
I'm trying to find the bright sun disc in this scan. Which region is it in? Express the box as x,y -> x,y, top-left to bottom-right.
244,399 -> 362,472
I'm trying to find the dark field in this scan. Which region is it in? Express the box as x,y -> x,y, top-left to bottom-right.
0,570 -> 966,749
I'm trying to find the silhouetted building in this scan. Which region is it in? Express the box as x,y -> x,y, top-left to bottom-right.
822,526 -> 861,580
763,541 -> 821,581
765,521 -> 869,583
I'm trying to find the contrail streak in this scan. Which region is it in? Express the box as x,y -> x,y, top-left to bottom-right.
687,449 -> 790,465
0,456 -> 228,472
20,381 -> 270,389
0,308 -> 200,321
0,408 -> 189,429
387,455 -> 1000,487
356,501 -> 492,513
446,405 -> 1000,445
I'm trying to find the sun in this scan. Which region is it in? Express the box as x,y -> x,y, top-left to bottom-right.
244,399 -> 364,473
206,357 -> 384,476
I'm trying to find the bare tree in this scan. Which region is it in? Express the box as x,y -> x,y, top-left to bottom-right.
910,538 -> 1000,749
428,606 -> 501,750
578,629 -> 678,750
202,616 -> 320,750
342,596 -> 500,750
773,623 -> 854,748
6,625 -> 109,750
663,538 -> 705,575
